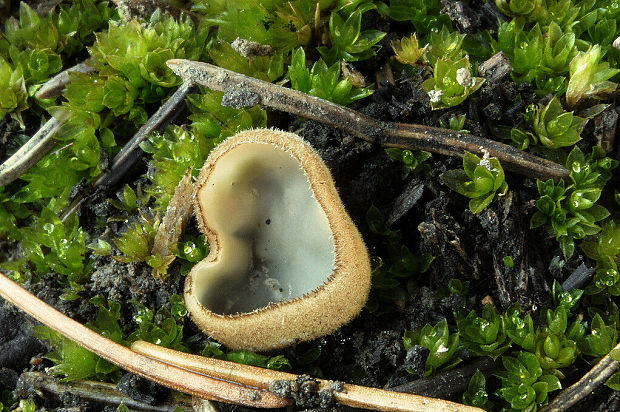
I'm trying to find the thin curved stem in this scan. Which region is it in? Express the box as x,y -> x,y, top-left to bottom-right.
0,272 -> 288,408
0,270 -> 483,412
131,341 -> 484,412
0,115 -> 67,187
167,59 -> 569,181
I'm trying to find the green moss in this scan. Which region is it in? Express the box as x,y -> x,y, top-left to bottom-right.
404,318 -> 461,376
441,151 -> 508,214
1,2 -> 620,410
141,89 -> 267,212
0,1 -> 116,124
288,47 -> 374,105
202,342 -> 291,371
530,146 -> 617,259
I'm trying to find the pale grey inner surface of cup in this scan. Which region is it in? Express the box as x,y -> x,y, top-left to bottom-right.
194,143 -> 336,315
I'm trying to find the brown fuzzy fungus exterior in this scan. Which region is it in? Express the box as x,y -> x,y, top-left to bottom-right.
184,128 -> 371,351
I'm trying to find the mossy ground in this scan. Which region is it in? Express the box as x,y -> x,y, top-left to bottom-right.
1,0 -> 620,411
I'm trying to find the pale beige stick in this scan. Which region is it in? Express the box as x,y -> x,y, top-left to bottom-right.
132,340 -> 484,412
35,61 -> 95,99
0,113 -> 68,186
0,272 -> 288,409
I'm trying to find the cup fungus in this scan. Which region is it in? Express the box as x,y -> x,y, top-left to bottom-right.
185,128 -> 371,351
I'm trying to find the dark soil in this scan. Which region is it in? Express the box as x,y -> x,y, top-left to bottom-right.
1,1 -> 619,412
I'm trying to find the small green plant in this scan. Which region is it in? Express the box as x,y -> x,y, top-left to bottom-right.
17,399 -> 36,412
439,114 -> 468,132
503,304 -> 536,351
0,202 -> 90,295
495,19 -> 543,84
422,56 -> 484,110
462,369 -> 493,410
365,205 -> 434,310
4,1 -> 114,53
377,0 -> 450,34
426,26 -> 465,65
385,148 -> 432,179
35,296 -> 194,383
107,184 -> 150,212
317,7 -> 386,65
510,97 -> 585,149
194,0 -> 332,53
391,33 -> 427,66
441,151 -> 508,214
89,13 -> 207,90
493,17 -> 578,92
288,47 -> 374,106
403,318 -> 460,376
208,40 -> 284,82
495,351 -> 561,410
552,280 -> 584,314
128,295 -> 189,351
0,58 -> 28,125
534,306 -> 582,372
530,146 -> 617,259
202,342 -> 291,371
579,313 -> 618,358
0,1 -> 115,124
34,298 -> 125,382
494,0 -> 538,18
542,22 -> 578,75
456,305 -> 511,359
434,278 -> 470,302
112,209 -> 175,277
174,235 -> 210,275
566,45 -> 619,109
113,211 -> 159,263
10,12 -> 209,214
581,220 -> 620,295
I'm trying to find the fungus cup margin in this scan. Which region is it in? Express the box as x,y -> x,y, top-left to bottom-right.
185,128 -> 371,351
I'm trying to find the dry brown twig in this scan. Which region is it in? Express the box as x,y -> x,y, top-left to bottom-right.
0,59 -> 95,187
0,113 -> 68,187
0,271 -> 482,412
0,271 -> 287,409
167,59 -> 570,181
20,371 -> 196,411
59,82 -> 192,222
131,341 -> 483,411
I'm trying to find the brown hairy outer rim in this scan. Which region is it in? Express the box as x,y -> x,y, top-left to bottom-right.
185,128 -> 371,351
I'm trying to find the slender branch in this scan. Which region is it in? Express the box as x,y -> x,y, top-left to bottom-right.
0,272 -> 288,408
540,341 -> 620,412
35,61 -> 95,100
20,371 -> 195,412
0,113 -> 69,187
60,82 -> 192,222
391,357 -> 499,399
131,341 -> 484,412
0,271 -> 483,411
0,61 -> 94,186
93,82 -> 192,189
167,59 -> 570,181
